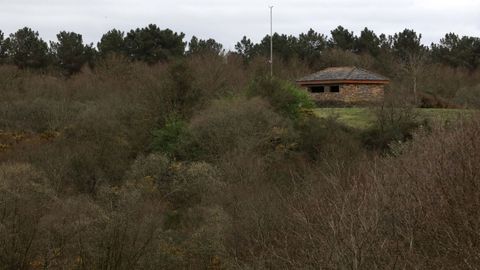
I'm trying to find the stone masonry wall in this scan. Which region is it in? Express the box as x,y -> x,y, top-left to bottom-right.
305,84 -> 385,104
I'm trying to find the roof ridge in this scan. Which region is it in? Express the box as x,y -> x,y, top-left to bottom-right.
296,66 -> 390,82
357,66 -> 389,80
355,66 -> 373,73
346,66 -> 357,80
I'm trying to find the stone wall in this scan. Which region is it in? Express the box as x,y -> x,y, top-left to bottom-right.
304,84 -> 385,104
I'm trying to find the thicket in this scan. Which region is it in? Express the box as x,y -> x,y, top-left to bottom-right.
1,25 -> 480,106
0,24 -> 479,269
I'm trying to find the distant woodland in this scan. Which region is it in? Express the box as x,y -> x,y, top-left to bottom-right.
0,24 -> 480,269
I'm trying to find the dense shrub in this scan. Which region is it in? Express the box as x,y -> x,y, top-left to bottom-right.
0,41 -> 479,269
296,115 -> 362,163
124,154 -> 228,268
0,158 -> 227,269
375,119 -> 480,268
164,60 -> 199,117
247,76 -> 314,120
150,116 -> 194,157
222,118 -> 480,269
454,84 -> 480,108
419,91 -> 460,108
0,163 -> 54,269
0,98 -> 79,132
187,97 -> 294,161
188,53 -> 247,100
362,104 -> 424,151
125,153 -> 222,208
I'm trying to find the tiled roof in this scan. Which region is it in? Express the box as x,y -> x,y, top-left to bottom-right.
297,67 -> 389,82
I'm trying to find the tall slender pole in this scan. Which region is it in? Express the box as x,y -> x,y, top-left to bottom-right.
269,6 -> 273,77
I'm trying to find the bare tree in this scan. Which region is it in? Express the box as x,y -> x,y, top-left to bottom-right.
400,50 -> 427,105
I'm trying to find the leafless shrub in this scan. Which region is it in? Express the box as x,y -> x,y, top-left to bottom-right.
223,117 -> 480,269
188,53 -> 247,102
377,117 -> 480,268
0,163 -> 55,269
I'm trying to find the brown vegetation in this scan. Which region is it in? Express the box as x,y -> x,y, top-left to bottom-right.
0,51 -> 479,269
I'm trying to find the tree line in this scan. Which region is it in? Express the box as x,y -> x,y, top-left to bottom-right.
0,24 -> 479,75
236,27 -> 480,71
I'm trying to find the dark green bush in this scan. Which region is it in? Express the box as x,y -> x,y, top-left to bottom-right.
247,76 -> 314,120
362,105 -> 424,151
151,116 -> 191,156
296,115 -> 362,162
165,60 -> 200,116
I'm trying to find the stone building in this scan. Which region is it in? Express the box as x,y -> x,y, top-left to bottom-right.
297,67 -> 390,104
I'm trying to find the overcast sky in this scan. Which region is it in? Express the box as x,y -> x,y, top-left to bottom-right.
1,0 -> 479,50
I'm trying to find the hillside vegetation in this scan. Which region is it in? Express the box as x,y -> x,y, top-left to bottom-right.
0,24 -> 480,269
